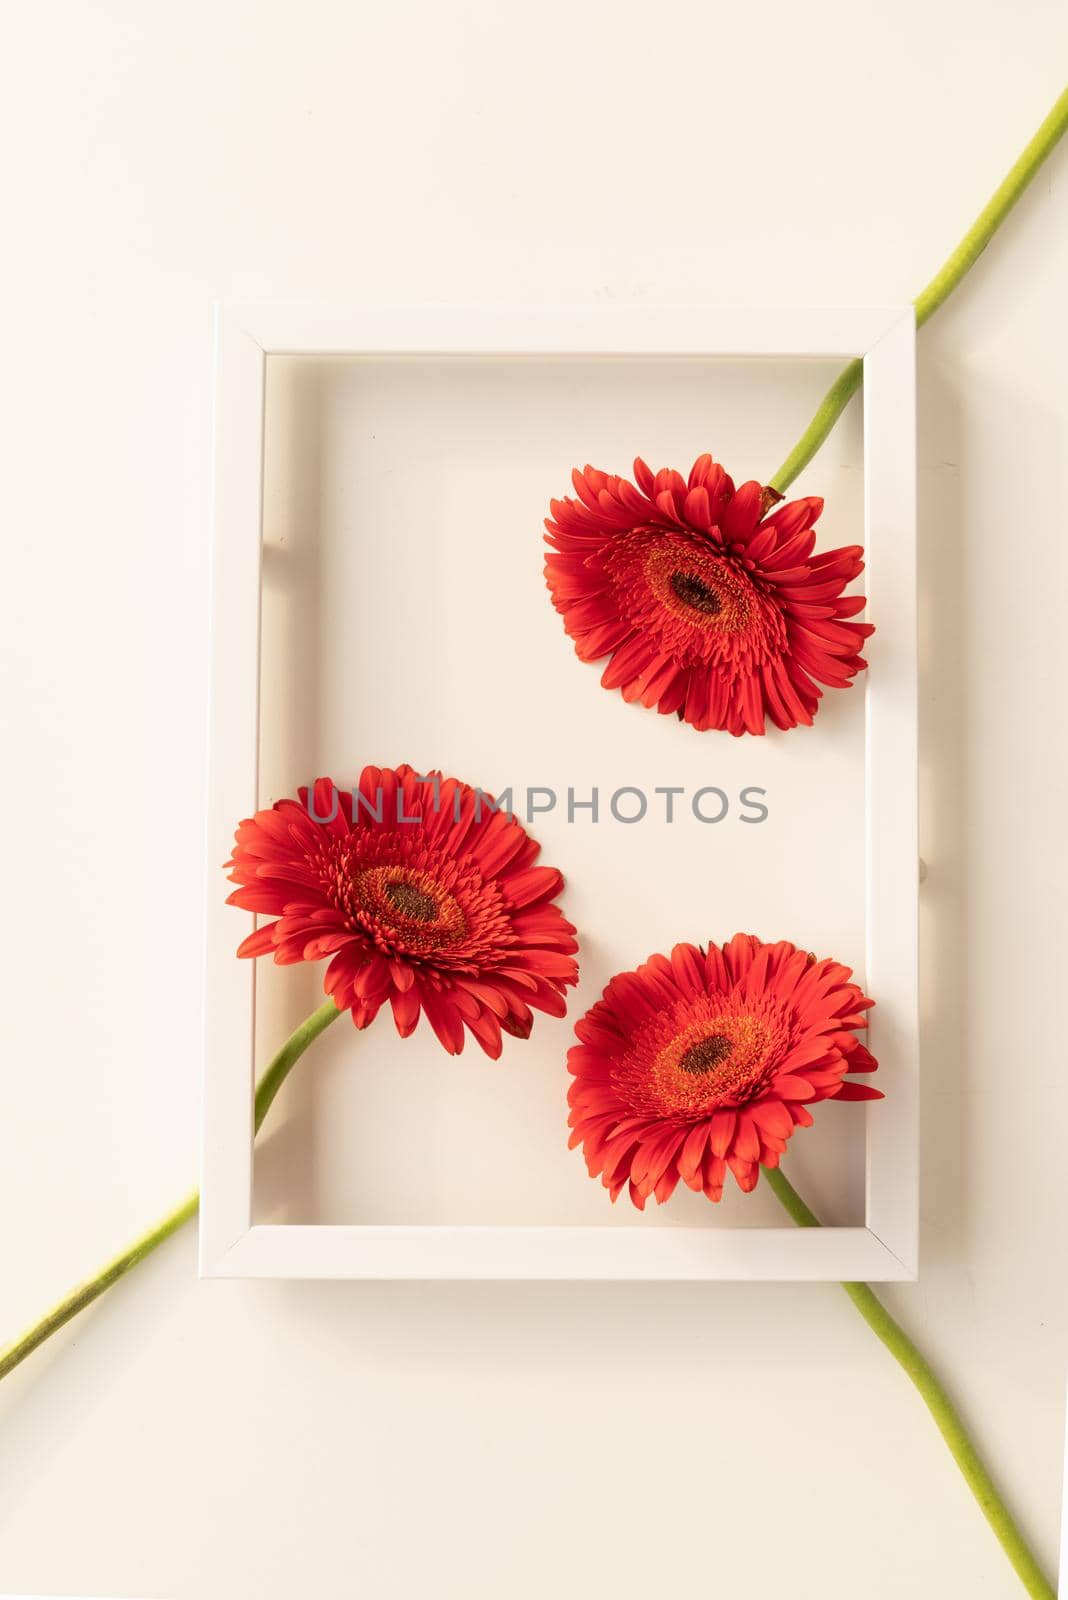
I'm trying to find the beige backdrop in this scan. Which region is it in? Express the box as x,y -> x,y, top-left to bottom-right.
252,351 -> 870,1233
1,3 -> 1065,1596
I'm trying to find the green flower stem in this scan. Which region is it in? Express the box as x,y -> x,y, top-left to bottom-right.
0,999 -> 343,1386
768,85 -> 1068,494
763,1164 -> 1055,1600
249,999 -> 343,1136
766,359 -> 863,498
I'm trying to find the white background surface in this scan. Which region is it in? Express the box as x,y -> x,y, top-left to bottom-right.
1,4 -> 1065,1597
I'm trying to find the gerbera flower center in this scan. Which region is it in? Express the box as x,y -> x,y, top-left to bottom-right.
678,1033 -> 732,1073
669,571 -> 722,615
344,859 -> 473,959
384,878 -> 438,922
631,539 -> 761,644
612,998 -> 790,1118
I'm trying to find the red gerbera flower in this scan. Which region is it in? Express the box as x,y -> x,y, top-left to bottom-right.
567,933 -> 880,1208
226,764 -> 579,1058
544,454 -> 873,735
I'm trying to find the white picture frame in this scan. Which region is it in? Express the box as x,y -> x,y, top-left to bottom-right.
200,304 -> 917,1282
